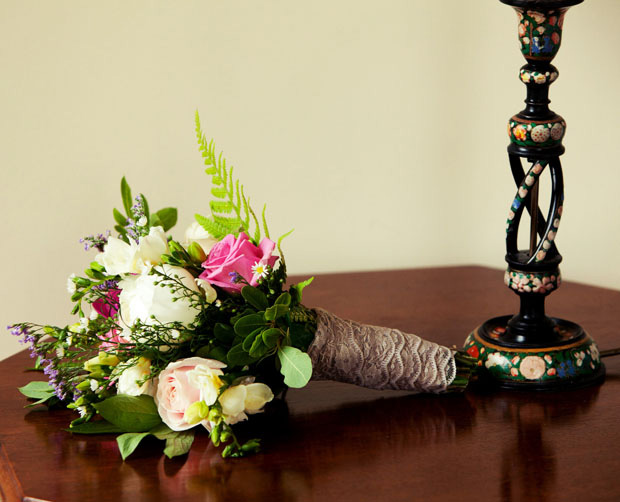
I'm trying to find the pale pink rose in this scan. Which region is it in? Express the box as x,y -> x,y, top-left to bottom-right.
99,329 -> 130,350
199,232 -> 278,293
154,357 -> 226,431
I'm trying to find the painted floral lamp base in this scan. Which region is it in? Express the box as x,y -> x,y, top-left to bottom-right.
465,317 -> 604,390
465,0 -> 605,389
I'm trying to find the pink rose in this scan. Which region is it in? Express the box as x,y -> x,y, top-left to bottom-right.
99,329 -> 129,350
154,357 -> 226,431
199,232 -> 278,293
93,288 -> 120,318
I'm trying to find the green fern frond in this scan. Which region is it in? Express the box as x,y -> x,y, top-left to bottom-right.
277,229 -> 294,262
195,111 -> 278,245
248,205 -> 261,244
210,200 -> 234,214
212,214 -> 243,228
261,204 -> 270,240
195,213 -> 230,239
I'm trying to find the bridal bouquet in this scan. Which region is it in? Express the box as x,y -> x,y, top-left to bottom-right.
10,113 -> 474,460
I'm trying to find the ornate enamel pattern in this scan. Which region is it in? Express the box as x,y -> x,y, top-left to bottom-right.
504,268 -> 561,294
516,9 -> 567,61
508,116 -> 566,148
519,68 -> 559,85
464,326 -> 603,386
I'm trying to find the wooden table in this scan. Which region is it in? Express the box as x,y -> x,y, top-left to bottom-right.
1,266 -> 619,501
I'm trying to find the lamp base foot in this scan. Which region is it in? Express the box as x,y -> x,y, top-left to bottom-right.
464,316 -> 605,390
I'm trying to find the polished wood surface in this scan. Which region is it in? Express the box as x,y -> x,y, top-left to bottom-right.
1,266 -> 619,501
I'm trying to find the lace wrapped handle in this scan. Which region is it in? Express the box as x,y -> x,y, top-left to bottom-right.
307,308 -> 474,393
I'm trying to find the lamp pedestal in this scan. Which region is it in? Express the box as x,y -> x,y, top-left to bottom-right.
464,0 -> 604,389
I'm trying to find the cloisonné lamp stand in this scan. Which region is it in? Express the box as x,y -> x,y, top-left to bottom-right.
464,0 -> 605,389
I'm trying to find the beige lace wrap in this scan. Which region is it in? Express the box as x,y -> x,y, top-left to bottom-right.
307,308 -> 457,393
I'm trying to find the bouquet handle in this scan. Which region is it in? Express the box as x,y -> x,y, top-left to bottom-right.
308,308 -> 474,393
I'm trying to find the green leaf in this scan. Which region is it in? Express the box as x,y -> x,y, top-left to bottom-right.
154,207 -> 178,232
262,327 -> 282,349
94,395 -> 162,432
150,213 -> 162,228
68,420 -> 124,434
18,381 -> 54,399
113,208 -> 128,226
163,430 -> 195,459
290,277 -> 314,304
241,285 -> 269,311
121,177 -> 133,216
141,195 -> 150,226
274,292 -> 291,307
242,328 -> 262,352
25,396 -> 55,408
117,432 -> 151,460
234,314 -> 266,336
206,346 -> 228,363
227,344 -> 256,367
265,304 -> 289,321
277,346 -> 313,388
249,335 -> 268,358
214,323 -> 235,344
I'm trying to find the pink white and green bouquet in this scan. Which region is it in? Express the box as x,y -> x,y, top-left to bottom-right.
10,113 -> 474,460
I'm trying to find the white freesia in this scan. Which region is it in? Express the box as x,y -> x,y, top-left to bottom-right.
118,265 -> 200,341
67,273 -> 77,294
195,278 -> 218,304
117,357 -> 153,396
184,221 -> 218,255
96,226 -> 169,276
187,364 -> 225,406
219,382 -> 274,425
135,226 -> 169,270
96,236 -> 137,275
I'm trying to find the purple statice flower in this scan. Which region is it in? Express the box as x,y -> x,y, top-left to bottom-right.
8,325 -> 36,347
125,218 -> 140,243
42,360 -> 68,401
8,324 -> 24,337
92,280 -> 119,291
228,271 -> 240,284
123,195 -> 149,243
79,230 -> 111,252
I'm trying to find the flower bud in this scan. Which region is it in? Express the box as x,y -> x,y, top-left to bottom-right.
183,400 -> 209,425
208,407 -> 221,423
187,241 -> 208,263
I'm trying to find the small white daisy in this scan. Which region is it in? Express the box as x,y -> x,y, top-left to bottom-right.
251,261 -> 269,279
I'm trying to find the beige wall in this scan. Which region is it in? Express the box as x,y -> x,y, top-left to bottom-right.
2,1 -> 619,360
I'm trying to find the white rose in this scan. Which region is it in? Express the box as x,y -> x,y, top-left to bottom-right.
117,357 -> 153,396
96,226 -> 169,276
219,382 -> 274,425
184,221 -> 218,255
118,265 -> 200,340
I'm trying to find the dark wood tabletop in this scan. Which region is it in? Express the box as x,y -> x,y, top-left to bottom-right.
1,266 -> 619,502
